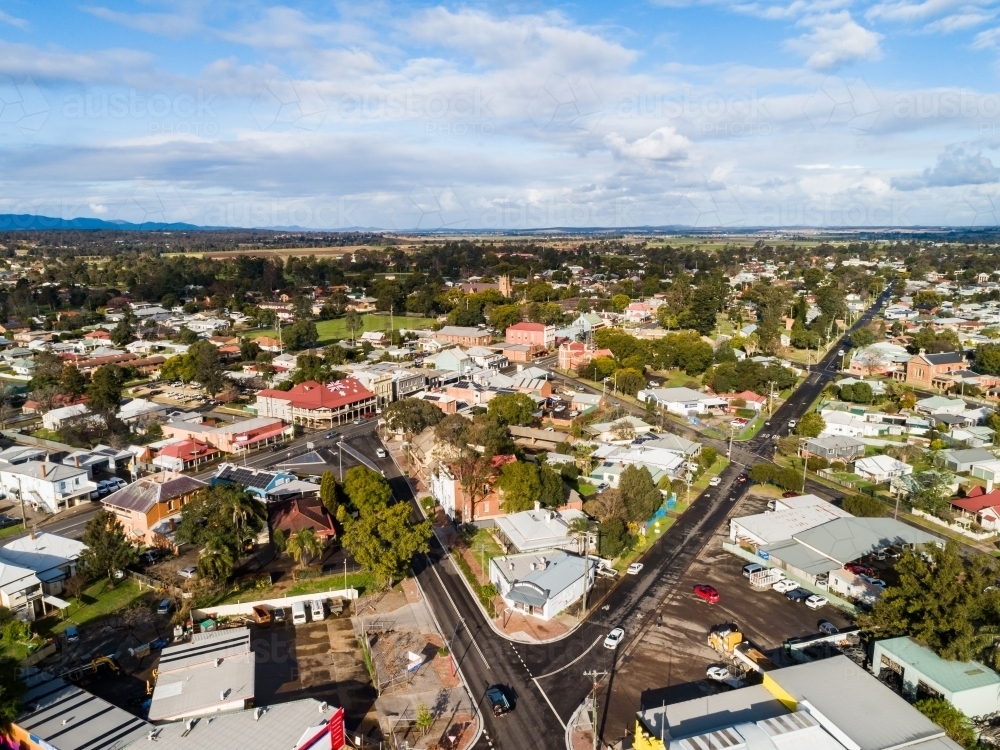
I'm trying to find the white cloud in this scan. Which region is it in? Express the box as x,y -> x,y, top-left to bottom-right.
0,10 -> 27,29
893,146 -> 1000,189
0,40 -> 158,85
88,203 -> 108,214
81,5 -> 201,38
923,11 -> 995,31
786,12 -> 883,70
605,126 -> 692,162
973,25 -> 1000,47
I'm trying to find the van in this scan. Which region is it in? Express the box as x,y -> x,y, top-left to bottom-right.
310,599 -> 325,621
291,601 -> 307,625
742,563 -> 764,578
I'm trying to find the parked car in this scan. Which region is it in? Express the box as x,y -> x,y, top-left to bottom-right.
742,563 -> 764,578
376,448 -> 387,458
787,419 -> 798,429
603,627 -> 625,649
141,549 -> 164,564
0,514 -> 19,529
106,477 -> 126,491
627,563 -> 644,575
708,477 -> 721,487
325,431 -> 338,439
273,607 -> 286,624
860,574 -> 887,589
693,585 -> 720,604
785,588 -> 811,603
157,599 -> 172,616
65,625 -> 79,643
96,480 -> 111,496
805,595 -> 829,610
772,579 -> 798,593
845,563 -> 874,577
736,473 -> 748,484
818,621 -> 838,635
178,567 -> 197,579
353,419 -> 363,425
706,665 -> 731,681
782,491 -> 799,498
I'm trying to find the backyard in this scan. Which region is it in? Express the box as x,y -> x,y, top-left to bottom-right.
249,314 -> 435,346
41,578 -> 147,635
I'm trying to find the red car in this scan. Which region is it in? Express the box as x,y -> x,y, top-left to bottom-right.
693,585 -> 720,604
845,563 -> 874,577
782,491 -> 799,498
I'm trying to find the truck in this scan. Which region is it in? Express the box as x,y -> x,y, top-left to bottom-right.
748,567 -> 785,589
486,686 -> 512,717
709,623 -> 777,674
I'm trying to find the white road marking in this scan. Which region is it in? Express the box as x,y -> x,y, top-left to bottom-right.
531,677 -> 568,730
428,557 -> 490,669
534,635 -> 604,680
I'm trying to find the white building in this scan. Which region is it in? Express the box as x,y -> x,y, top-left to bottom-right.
853,455 -> 913,484
41,403 -> 89,431
0,462 -> 96,513
637,387 -> 728,416
489,551 -> 594,621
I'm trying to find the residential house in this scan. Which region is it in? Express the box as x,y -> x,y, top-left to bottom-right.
719,390 -> 768,413
853,455 -> 913,483
269,498 -> 336,542
426,347 -> 475,375
916,395 -> 968,415
952,425 -> 994,447
102,474 -> 207,548
433,326 -> 491,347
211,463 -> 296,502
428,454 -> 516,521
556,341 -> 613,372
256,336 -> 283,353
801,435 -> 866,463
152,439 -> 220,472
41,403 -> 89,431
359,331 -> 386,347
643,434 -> 702,458
905,350 -> 966,388
586,416 -> 654,442
0,462 -> 96,513
466,345 -> 508,370
255,378 -> 377,427
0,533 -> 85,598
116,398 -> 166,425
489,551 -> 594,621
942,447 -> 997,473
951,486 -> 1000,530
637,387 -> 729,416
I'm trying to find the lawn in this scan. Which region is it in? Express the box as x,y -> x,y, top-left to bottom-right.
285,570 -> 376,598
0,522 -> 25,541
250,314 -> 435,346
648,369 -> 703,389
464,527 -> 504,581
42,578 -> 147,634
565,477 -> 598,498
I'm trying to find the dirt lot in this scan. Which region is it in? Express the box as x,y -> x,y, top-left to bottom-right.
600,492 -> 856,743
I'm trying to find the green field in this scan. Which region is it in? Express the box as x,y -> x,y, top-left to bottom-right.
250,314 -> 434,346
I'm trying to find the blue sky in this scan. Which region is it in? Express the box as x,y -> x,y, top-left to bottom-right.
1,1 -> 1000,229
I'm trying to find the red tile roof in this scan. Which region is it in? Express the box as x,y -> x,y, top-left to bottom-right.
270,498 -> 336,539
951,487 -> 1000,513
257,378 -> 375,411
158,440 -> 219,460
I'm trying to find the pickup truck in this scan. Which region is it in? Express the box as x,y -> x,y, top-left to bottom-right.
486,686 -> 512,717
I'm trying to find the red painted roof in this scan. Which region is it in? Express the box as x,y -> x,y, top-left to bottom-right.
257,378 -> 375,411
159,439 -> 219,460
951,489 -> 1000,513
507,322 -> 546,331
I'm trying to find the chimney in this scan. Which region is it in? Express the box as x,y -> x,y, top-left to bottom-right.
534,501 -> 541,511
169,518 -> 176,532
74,456 -> 80,468
40,464 -> 47,478
29,530 -> 35,541
988,480 -> 994,494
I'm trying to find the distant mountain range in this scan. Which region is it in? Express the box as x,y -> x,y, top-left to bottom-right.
0,214 -> 208,231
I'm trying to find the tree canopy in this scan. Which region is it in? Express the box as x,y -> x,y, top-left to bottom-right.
87,364 -> 126,412
383,398 -> 445,434
618,464 -> 662,522
174,484 -> 266,581
79,510 -> 137,584
343,466 -> 393,516
487,392 -> 537,426
795,412 -> 825,438
496,461 -> 542,513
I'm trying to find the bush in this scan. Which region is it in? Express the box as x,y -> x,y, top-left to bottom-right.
842,494 -> 886,517
806,456 -> 829,471
560,464 -> 580,481
735,408 -> 757,419
3,619 -> 31,644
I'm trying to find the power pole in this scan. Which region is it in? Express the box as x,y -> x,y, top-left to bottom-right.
583,669 -> 608,750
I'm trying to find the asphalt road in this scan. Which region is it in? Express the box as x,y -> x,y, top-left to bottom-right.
408,287 -> 894,750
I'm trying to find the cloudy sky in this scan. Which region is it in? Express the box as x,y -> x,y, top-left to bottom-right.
1,0 -> 1000,229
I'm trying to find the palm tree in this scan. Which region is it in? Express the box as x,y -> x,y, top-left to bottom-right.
198,538 -> 237,581
286,528 -> 324,568
225,491 -> 266,551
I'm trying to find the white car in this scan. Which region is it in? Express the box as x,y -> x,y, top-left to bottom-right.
805,595 -> 829,610
706,665 -> 731,681
603,627 -> 625,649
708,477 -> 721,487
860,575 -> 887,589
772,579 -> 798,593
375,448 -> 387,458
627,563 -> 644,575
787,419 -> 798,429
178,567 -> 197,579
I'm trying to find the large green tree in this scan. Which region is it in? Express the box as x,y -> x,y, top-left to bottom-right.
487,392 -> 537,426
383,398 -> 445,434
496,462 -> 541,513
488,304 -> 523,332
175,485 -> 266,581
343,466 -> 393,516
87,364 -> 126,412
341,502 -> 431,588
617,465 -> 662,522
795,412 -> 826,438
59,364 -> 88,398
79,510 -> 137,585
110,316 -> 135,347
0,656 -> 26,736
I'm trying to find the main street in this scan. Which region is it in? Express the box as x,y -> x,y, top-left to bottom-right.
408,286 -> 893,750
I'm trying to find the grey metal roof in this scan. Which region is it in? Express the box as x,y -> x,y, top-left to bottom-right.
18,675 -> 152,750
768,656 -> 959,750
943,448 -> 995,465
760,538 -> 841,575
493,551 -> 593,604
637,684 -> 786,740
124,699 -> 336,750
149,628 -> 255,722
792,518 -> 938,565
101,475 -> 206,515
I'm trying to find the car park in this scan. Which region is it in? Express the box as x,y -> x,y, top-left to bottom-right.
604,627 -> 625,649
805,595 -> 829,610
785,588 -> 811,603
693,584 -> 720,603
772,579 -> 798,593
178,566 -> 197,579
627,563 -> 644,575
709,477 -> 721,487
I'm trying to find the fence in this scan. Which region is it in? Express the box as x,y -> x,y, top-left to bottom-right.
191,588 -> 358,620
1,430 -> 77,453
910,509 -> 998,541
